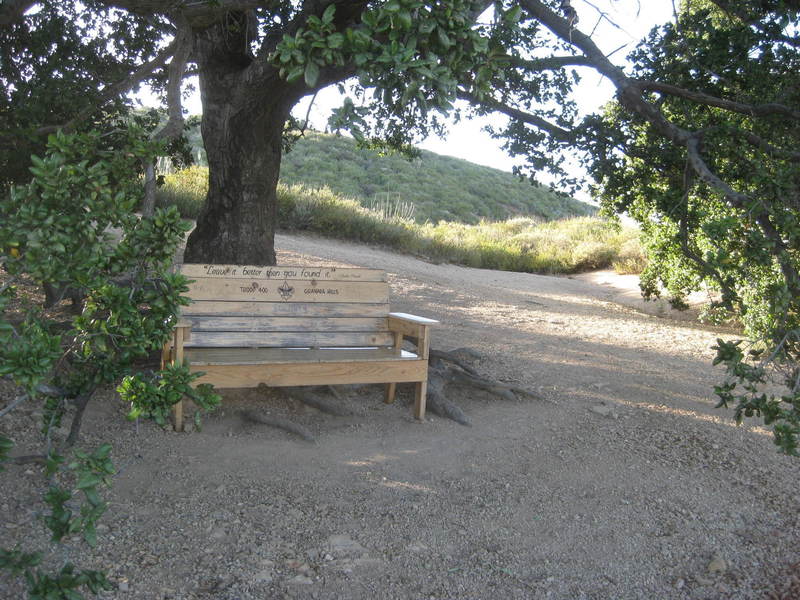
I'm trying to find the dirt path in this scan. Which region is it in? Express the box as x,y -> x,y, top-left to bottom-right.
2,233 -> 799,599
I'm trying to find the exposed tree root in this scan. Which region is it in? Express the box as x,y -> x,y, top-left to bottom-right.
424,347 -> 543,426
239,409 -> 315,443
235,347 -> 538,436
285,386 -> 354,417
426,365 -> 472,426
7,454 -> 47,465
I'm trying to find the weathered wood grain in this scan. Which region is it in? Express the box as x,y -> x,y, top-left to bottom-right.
189,359 -> 428,388
186,278 -> 389,303
185,347 -> 418,365
185,330 -> 395,348
184,316 -> 388,333
179,265 -> 387,282
183,301 -> 389,318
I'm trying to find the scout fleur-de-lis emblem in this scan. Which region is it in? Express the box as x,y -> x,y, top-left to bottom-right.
278,279 -> 294,300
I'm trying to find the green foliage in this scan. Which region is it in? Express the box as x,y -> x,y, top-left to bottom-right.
713,337 -> 800,455
44,444 -> 115,547
168,131 -> 596,224
119,363 -> 221,430
0,1 -> 171,186
0,316 -> 61,397
24,563 -> 111,600
274,0 -> 497,146
588,3 -> 800,451
0,445 -> 115,599
0,128 -> 217,597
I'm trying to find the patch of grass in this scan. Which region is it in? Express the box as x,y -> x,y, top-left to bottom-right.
612,238 -> 648,274
157,169 -> 643,275
155,165 -> 208,219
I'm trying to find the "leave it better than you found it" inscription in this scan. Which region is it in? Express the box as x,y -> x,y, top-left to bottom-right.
204,265 -> 334,279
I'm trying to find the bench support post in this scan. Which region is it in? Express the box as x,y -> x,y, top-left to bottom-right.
384,329 -> 404,404
414,323 -> 431,421
162,323 -> 190,432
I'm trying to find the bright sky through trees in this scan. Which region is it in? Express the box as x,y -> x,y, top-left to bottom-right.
138,1 -> 675,188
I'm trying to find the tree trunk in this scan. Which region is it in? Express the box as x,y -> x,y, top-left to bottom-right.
183,15 -> 297,266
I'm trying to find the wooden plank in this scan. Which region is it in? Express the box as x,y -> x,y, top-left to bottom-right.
179,264 -> 387,282
185,347 -> 419,365
184,316 -> 388,333
187,278 -> 388,303
185,330 -> 395,348
183,301 -> 388,318
189,359 -> 428,388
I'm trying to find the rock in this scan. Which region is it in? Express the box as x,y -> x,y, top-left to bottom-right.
327,534 -> 367,558
707,555 -> 727,574
406,543 -> 429,553
118,580 -> 130,592
673,578 -> 685,590
590,405 -> 612,417
351,558 -> 383,568
288,575 -> 313,585
285,559 -> 305,569
253,570 -> 273,584
209,528 -> 227,540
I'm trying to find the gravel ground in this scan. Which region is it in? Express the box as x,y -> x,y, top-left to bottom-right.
2,232 -> 799,599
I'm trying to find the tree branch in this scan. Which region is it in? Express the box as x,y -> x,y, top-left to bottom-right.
141,17 -> 194,216
37,39 -> 180,136
685,136 -> 800,293
0,0 -> 37,25
458,90 -> 574,143
508,55 -> 593,71
638,80 -> 800,121
738,130 -> 800,163
152,19 -> 193,143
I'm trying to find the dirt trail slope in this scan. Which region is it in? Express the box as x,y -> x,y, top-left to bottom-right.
2,233 -> 798,600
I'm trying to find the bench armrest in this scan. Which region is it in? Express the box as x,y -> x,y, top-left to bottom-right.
387,313 -> 437,359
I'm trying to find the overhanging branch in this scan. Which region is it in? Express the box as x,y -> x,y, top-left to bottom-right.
508,55 -> 593,71
685,136 -> 800,293
457,90 -> 574,143
638,80 -> 800,121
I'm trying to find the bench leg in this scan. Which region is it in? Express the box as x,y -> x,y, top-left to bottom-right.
172,398 -> 184,432
414,381 -> 427,421
385,383 -> 397,404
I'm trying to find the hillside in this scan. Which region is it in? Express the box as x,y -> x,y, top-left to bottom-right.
188,128 -> 595,224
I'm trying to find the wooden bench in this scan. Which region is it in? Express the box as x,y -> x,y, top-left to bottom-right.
162,264 -> 438,431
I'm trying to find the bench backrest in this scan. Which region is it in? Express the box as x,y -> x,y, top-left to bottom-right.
179,264 -> 393,349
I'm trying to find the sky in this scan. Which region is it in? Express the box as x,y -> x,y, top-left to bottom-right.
167,1 -> 676,190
